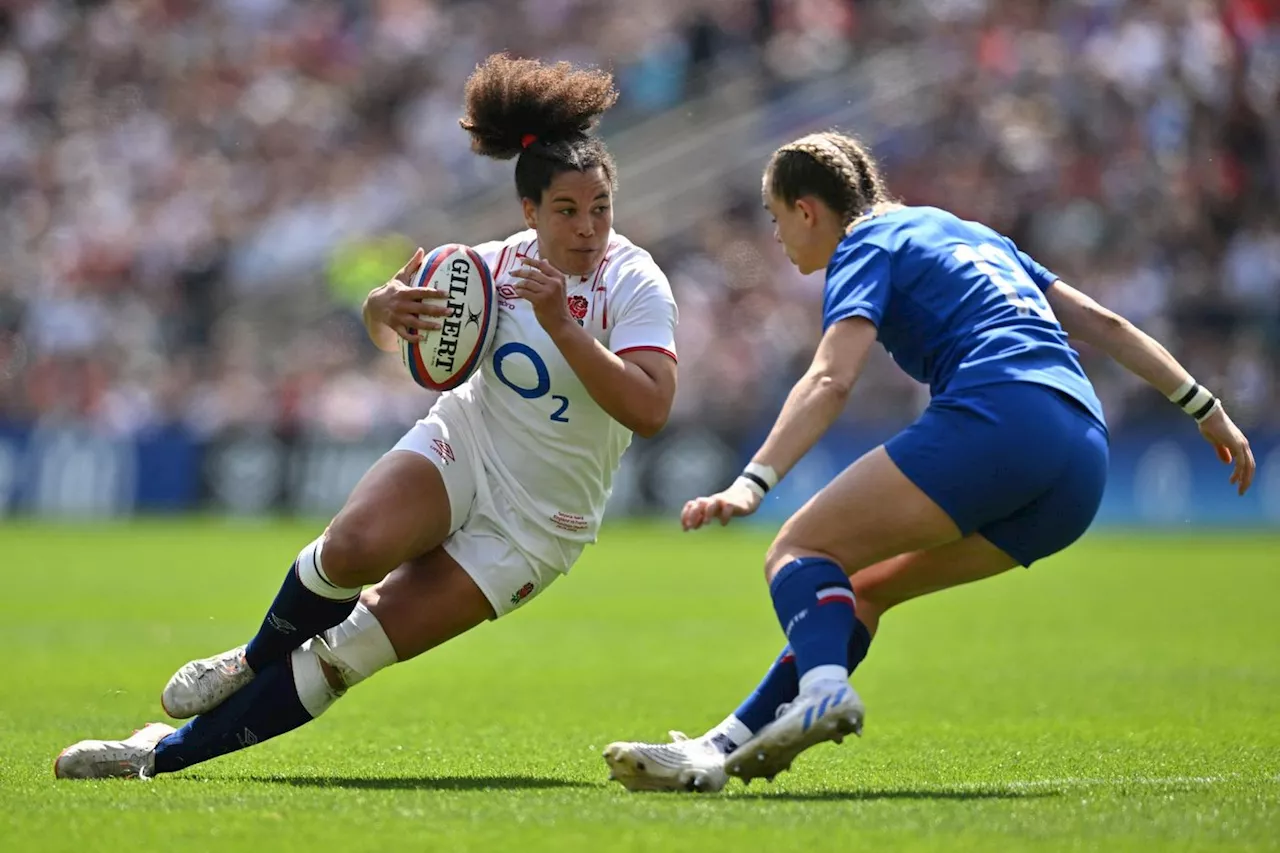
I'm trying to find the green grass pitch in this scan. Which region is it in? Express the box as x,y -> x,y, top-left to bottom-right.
1,520 -> 1277,852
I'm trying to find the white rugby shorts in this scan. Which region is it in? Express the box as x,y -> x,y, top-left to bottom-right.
389,392 -> 581,618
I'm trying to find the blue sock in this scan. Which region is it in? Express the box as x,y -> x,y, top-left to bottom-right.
733,646 -> 800,734
153,660 -> 313,774
730,617 -> 875,740
848,617 -> 872,672
244,538 -> 360,673
769,557 -> 855,686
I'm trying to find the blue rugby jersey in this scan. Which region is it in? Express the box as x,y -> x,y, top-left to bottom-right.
823,205 -> 1105,427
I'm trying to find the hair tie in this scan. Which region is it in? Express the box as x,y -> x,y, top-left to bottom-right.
521,133 -> 538,149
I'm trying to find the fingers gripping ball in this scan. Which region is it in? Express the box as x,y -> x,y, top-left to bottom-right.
400,244 -> 498,391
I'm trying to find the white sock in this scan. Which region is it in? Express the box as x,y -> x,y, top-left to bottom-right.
798,664 -> 849,695
316,602 -> 398,686
290,644 -> 343,718
703,714 -> 754,753
295,537 -> 361,601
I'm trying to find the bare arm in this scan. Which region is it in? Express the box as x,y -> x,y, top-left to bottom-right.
1046,279 -> 1256,495
750,317 -> 878,480
682,317 -> 878,530
545,323 -> 677,438
1046,279 -> 1192,396
512,257 -> 676,438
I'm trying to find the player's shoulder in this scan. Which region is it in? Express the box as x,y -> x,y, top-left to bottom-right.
599,231 -> 670,292
843,205 -> 1005,265
846,205 -> 957,242
473,229 -> 539,275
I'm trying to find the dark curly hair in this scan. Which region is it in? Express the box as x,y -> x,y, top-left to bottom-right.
459,53 -> 620,204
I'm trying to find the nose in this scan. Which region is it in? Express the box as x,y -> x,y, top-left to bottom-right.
576,213 -> 595,238
773,225 -> 781,243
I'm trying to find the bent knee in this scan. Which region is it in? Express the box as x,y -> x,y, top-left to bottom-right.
321,524 -> 395,587
763,535 -> 844,582
849,572 -> 907,614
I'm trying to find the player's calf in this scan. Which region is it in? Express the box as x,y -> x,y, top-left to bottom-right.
241,535 -> 363,675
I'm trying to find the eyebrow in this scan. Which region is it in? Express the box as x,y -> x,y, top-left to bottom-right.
551,193 -> 611,203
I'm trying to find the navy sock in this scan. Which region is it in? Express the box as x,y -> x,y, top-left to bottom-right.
769,557 -> 855,680
847,616 -> 872,672
733,646 -> 800,734
732,617 -> 875,737
244,557 -> 358,673
153,660 -> 312,774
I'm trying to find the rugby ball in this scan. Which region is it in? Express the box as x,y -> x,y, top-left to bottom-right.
399,243 -> 497,392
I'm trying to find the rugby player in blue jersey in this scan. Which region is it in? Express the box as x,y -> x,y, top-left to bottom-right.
605,130 -> 1254,793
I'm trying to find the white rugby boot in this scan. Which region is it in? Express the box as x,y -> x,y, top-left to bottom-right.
724,681 -> 865,784
161,645 -> 254,718
54,722 -> 176,780
603,731 -> 729,793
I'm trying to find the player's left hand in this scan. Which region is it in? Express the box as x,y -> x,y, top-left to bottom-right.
681,481 -> 763,531
512,258 -> 575,336
1198,403 -> 1256,496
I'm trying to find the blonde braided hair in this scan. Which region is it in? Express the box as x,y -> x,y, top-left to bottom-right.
767,131 -> 893,231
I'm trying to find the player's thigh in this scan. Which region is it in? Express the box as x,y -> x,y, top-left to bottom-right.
324,409 -> 478,586
439,506 -> 567,621
361,547 -> 496,662
850,534 -> 1020,632
768,445 -> 963,579
773,383 -> 1104,580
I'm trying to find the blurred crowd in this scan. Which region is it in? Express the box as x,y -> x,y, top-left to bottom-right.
1,0 -> 1278,443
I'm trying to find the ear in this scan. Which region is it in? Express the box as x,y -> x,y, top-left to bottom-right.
793,197 -> 819,226
521,197 -> 538,230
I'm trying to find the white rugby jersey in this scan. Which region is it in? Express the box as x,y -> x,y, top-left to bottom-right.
445,228 -> 678,566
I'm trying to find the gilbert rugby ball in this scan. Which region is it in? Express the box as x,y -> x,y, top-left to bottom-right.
399,243 -> 497,392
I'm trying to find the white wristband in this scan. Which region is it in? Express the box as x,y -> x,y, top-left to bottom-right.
744,462 -> 779,490
1194,398 -> 1223,424
1167,378 -> 1196,403
736,462 -> 778,500
1168,378 -> 1218,421
735,476 -> 767,499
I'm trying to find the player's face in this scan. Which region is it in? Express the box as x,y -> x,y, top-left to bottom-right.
523,167 -> 613,277
763,189 -> 840,276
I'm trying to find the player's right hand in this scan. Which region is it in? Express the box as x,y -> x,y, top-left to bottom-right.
1198,404 -> 1255,496
364,248 -> 451,342
681,481 -> 763,531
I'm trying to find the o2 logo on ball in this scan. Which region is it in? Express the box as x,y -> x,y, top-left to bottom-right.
492,343 -> 570,423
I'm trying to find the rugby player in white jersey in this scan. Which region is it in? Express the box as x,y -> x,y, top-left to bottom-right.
54,54 -> 679,780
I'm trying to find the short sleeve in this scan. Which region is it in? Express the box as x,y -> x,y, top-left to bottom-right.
471,239 -> 506,272
472,229 -> 535,278
823,240 -> 892,331
1011,243 -> 1059,292
607,257 -> 678,362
